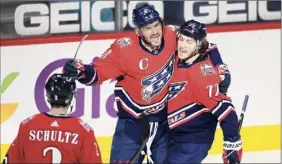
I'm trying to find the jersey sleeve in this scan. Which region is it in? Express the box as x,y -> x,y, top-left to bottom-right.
78,129 -> 102,163
205,43 -> 224,66
3,123 -> 25,163
78,41 -> 127,86
166,25 -> 178,34
190,77 -> 240,140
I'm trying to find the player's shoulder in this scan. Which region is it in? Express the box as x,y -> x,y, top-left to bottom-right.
112,32 -> 137,49
75,118 -> 93,133
164,25 -> 178,37
188,58 -> 219,83
194,58 -> 218,76
20,113 -> 42,126
165,25 -> 178,33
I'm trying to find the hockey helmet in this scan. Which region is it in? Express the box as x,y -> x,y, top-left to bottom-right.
132,4 -> 162,28
45,73 -> 76,106
179,19 -> 207,41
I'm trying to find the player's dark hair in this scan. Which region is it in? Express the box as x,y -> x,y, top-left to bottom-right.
50,103 -> 69,108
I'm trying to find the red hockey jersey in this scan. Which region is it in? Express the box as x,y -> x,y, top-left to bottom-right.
82,26 -> 177,121
167,55 -> 238,143
3,113 -> 101,163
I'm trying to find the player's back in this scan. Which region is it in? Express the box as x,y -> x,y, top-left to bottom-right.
19,112 -> 97,163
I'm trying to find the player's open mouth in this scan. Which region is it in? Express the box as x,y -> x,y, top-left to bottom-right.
151,34 -> 160,42
179,48 -> 188,53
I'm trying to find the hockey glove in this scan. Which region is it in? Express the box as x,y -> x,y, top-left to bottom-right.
63,59 -> 86,79
218,64 -> 231,94
222,135 -> 243,164
199,39 -> 209,53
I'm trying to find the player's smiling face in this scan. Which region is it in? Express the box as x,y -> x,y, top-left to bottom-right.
140,21 -> 163,48
177,34 -> 197,60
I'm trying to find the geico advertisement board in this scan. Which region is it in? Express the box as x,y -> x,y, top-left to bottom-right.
1,29 -> 280,161
13,1 -> 281,36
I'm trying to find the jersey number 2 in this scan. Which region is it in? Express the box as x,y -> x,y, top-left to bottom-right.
206,83 -> 219,98
43,147 -> 62,163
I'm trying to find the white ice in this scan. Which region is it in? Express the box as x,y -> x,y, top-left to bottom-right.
203,150 -> 281,163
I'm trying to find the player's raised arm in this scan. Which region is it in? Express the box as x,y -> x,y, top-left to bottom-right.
78,127 -> 102,164
204,42 -> 231,94
190,80 -> 242,164
63,41 -> 127,86
3,123 -> 25,163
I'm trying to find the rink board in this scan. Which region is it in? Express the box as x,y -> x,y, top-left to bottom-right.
1,124 -> 280,163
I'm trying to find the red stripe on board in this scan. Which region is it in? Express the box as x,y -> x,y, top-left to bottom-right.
0,21 -> 280,47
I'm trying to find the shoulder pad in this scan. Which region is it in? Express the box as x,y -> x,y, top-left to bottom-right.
115,37 -> 134,48
166,25 -> 179,31
78,119 -> 93,132
22,114 -> 39,124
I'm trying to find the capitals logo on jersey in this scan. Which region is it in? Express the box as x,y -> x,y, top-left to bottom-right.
200,64 -> 216,76
141,54 -> 175,102
168,81 -> 187,100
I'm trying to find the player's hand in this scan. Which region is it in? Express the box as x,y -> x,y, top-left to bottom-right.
63,59 -> 86,79
222,135 -> 243,164
218,64 -> 231,94
199,39 -> 209,53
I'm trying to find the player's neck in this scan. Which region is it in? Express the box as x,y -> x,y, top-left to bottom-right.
50,107 -> 68,115
185,53 -> 200,65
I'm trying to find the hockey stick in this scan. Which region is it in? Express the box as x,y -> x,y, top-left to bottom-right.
238,95 -> 249,131
68,34 -> 88,81
129,114 -> 150,164
73,34 -> 89,61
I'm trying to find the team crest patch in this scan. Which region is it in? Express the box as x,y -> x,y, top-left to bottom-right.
117,38 -> 133,48
141,54 -> 175,102
168,81 -> 187,100
200,64 -> 216,76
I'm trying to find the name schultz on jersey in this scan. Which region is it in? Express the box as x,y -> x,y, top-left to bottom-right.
141,54 -> 175,102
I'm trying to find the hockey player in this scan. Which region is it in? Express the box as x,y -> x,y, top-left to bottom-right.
63,4 -> 176,163
63,4 -> 230,164
3,74 -> 102,163
166,20 -> 242,164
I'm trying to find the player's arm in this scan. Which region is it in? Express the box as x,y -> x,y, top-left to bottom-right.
202,42 -> 231,94
63,41 -> 126,86
191,81 -> 242,164
3,123 -> 25,163
78,129 -> 102,163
